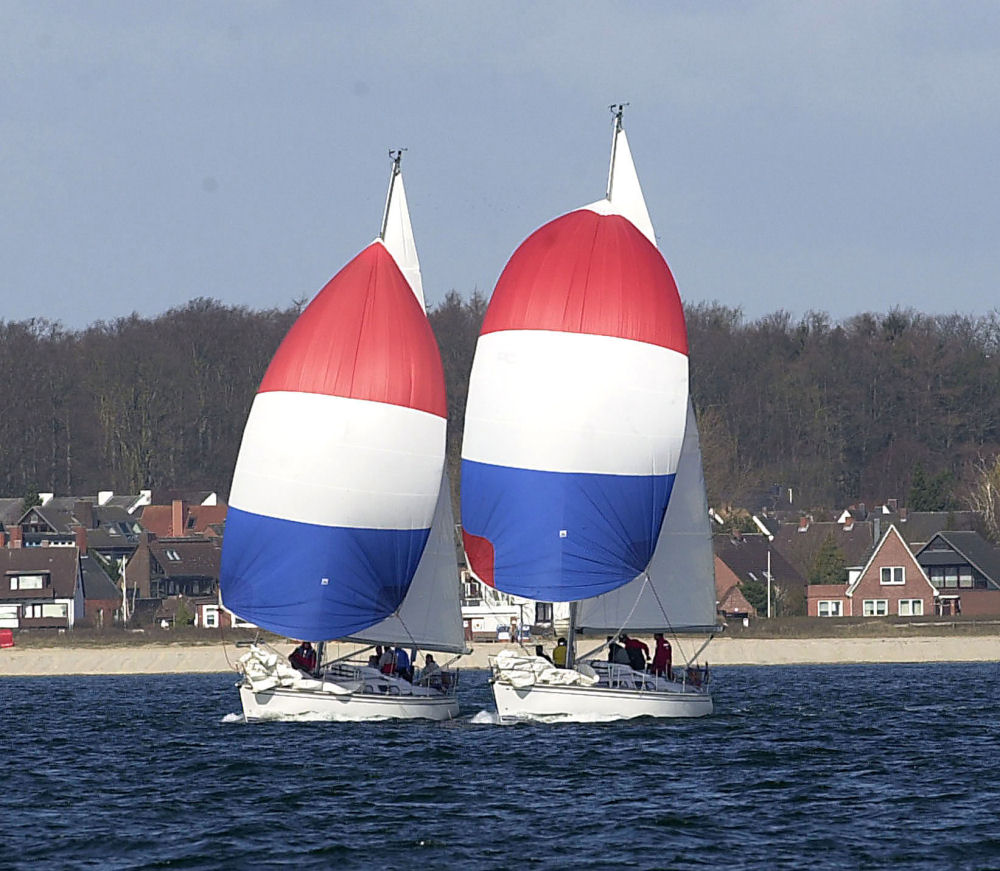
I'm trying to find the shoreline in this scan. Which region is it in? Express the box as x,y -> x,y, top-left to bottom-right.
2,634 -> 999,676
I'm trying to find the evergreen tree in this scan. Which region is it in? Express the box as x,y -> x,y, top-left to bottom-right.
808,533 -> 847,585
909,463 -> 955,511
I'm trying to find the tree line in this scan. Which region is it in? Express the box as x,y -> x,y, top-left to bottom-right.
1,296 -> 998,520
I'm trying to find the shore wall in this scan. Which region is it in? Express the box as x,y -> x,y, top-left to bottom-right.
2,634 -> 1000,676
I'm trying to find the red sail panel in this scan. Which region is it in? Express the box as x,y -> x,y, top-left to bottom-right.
481,209 -> 687,354
259,242 -> 446,418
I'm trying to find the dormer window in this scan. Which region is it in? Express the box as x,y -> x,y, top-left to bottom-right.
880,566 -> 905,585
10,574 -> 45,590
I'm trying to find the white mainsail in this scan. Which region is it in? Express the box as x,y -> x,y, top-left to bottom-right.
576,400 -> 719,634
346,471 -> 467,653
379,155 -> 425,308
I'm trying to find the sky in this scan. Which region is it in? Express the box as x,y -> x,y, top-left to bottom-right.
3,1 -> 1000,330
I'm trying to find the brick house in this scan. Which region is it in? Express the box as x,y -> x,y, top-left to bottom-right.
915,530 -> 1000,616
807,524 -> 937,617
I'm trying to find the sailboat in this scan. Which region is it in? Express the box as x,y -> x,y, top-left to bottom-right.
220,152 -> 466,722
460,107 -> 717,721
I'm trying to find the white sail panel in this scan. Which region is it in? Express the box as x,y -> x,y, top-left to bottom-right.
576,401 -> 719,633
462,330 -> 688,476
229,391 -> 446,530
346,472 -> 467,654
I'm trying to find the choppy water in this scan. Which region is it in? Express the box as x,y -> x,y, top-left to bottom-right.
3,662 -> 1000,870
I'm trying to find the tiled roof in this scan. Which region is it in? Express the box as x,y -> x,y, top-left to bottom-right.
0,547 -> 79,597
918,531 -> 1000,586
713,533 -> 806,589
150,539 -> 221,579
81,555 -> 121,601
770,520 -> 876,578
884,511 -> 980,548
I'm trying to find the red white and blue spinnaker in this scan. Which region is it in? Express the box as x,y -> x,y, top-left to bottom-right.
221,158 -> 447,641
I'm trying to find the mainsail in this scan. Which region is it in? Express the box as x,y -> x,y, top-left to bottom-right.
576,401 -> 719,634
220,154 -> 448,642
345,470 -> 467,654
460,109 -> 689,603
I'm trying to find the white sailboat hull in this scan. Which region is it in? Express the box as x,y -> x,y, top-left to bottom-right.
239,682 -> 459,722
492,679 -> 713,722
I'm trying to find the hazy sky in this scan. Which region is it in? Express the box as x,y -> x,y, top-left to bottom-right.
3,1 -> 999,329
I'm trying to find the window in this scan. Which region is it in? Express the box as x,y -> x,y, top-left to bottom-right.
535,602 -> 553,623
863,599 -> 889,616
203,606 -> 218,629
880,567 -> 905,585
165,549 -> 181,561
23,603 -> 68,619
818,600 -> 842,617
9,574 -> 45,591
898,599 -> 924,616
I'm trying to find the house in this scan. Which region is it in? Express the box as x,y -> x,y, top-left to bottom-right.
807,524 -> 938,617
714,532 -> 806,618
915,530 -> 1000,616
125,533 -> 222,601
769,516 -> 877,586
0,528 -> 84,630
138,498 -> 228,539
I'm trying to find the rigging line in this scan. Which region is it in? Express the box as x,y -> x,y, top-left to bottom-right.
577,574 -> 650,662
646,568 -> 693,663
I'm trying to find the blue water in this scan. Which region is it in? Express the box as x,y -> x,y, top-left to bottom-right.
3,663 -> 1000,870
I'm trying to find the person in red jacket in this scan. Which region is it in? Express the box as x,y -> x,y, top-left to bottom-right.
651,632 -> 672,680
620,633 -> 649,672
289,641 -> 317,674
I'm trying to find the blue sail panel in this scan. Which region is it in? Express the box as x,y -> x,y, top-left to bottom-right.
460,459 -> 675,602
220,507 -> 430,641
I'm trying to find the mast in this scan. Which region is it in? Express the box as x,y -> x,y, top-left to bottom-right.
379,148 -> 405,241
566,601 -> 578,669
606,102 -> 627,200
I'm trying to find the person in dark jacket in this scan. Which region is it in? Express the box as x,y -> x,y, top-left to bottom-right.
606,635 -> 630,665
289,641 -> 317,674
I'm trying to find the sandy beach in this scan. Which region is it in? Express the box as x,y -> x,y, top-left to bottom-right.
2,634 -> 999,676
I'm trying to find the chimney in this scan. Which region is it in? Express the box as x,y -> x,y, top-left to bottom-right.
0,529 -> 5,548
798,516 -> 810,533
172,500 -> 185,536
887,498 -> 898,512
900,507 -> 908,522
74,500 -> 95,530
843,518 -> 855,532
10,526 -> 23,549
874,517 -> 882,541
74,525 -> 88,556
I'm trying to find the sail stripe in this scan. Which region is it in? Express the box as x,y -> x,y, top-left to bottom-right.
228,391 -> 445,531
481,209 -> 687,354
461,330 -> 687,475
460,460 -> 675,601
220,507 -> 430,641
259,242 -> 446,419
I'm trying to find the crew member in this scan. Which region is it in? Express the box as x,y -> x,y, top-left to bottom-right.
289,641 -> 317,674
552,637 -> 568,668
651,632 -> 673,680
